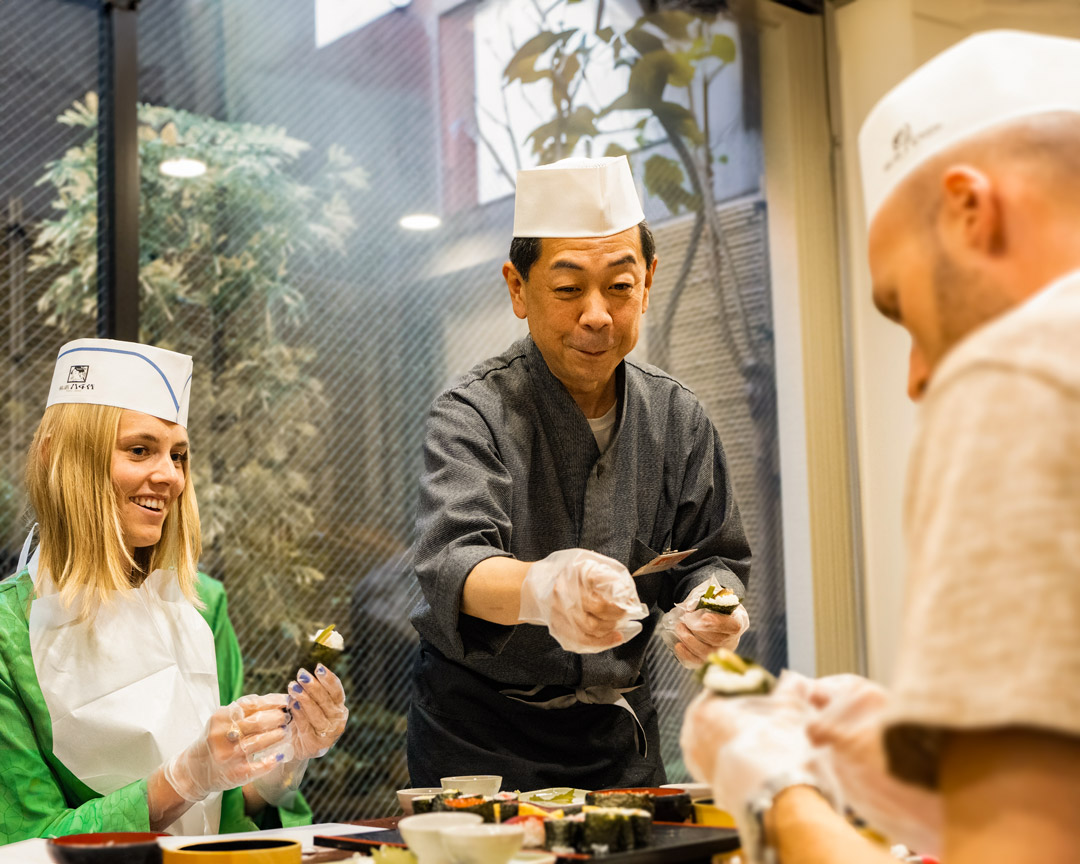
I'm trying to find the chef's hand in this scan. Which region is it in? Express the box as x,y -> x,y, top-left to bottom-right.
660,578 -> 750,669
673,605 -> 751,668
807,675 -> 943,855
519,548 -> 648,654
162,694 -> 291,803
681,672 -> 838,849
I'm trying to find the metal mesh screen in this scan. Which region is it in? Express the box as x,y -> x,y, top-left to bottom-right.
0,0 -> 102,573
2,0 -> 787,821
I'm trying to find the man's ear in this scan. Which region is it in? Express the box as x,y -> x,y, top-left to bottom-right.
939,165 -> 1003,256
504,261 -> 528,321
641,255 -> 657,315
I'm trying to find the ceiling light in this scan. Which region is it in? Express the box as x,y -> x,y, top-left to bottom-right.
399,213 -> 442,231
160,158 -> 207,178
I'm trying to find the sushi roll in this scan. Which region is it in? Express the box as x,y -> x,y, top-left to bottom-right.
544,815 -> 583,855
505,815 -> 546,849
625,808 -> 653,847
696,585 -> 740,615
438,795 -> 499,822
299,624 -> 345,674
584,791 -> 654,816
411,795 -> 436,815
696,649 -> 776,697
583,809 -> 633,854
494,791 -> 519,822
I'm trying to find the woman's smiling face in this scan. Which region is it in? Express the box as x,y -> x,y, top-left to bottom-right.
111,409 -> 188,553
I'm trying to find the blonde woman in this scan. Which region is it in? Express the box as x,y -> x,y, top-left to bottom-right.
0,339 -> 349,844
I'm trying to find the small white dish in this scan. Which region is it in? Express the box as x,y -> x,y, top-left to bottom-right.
399,812 -> 484,864
661,781 -> 712,800
511,854 -> 556,864
518,787 -> 589,809
440,774 -> 502,797
397,787 -> 444,815
441,823 -> 524,864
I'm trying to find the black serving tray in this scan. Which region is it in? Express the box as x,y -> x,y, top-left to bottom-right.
314,822 -> 739,864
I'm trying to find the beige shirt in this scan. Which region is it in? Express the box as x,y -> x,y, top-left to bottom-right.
884,270 -> 1080,789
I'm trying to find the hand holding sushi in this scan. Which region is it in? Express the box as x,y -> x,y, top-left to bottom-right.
681,671 -> 838,844
806,675 -> 943,856
519,548 -> 648,653
285,662 -> 349,759
659,577 -> 750,669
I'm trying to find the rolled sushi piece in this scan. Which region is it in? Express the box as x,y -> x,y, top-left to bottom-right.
505,815 -> 546,849
584,791 -> 654,816
411,795 -> 436,815
438,795 -> 499,822
696,585 -> 740,615
300,624 -> 345,673
696,649 -> 776,697
544,815 -> 583,855
583,808 -> 634,854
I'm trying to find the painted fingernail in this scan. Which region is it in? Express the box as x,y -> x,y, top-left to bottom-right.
275,753 -> 285,762
293,701 -> 302,711
316,664 -> 327,676
298,671 -> 312,683
291,683 -> 303,694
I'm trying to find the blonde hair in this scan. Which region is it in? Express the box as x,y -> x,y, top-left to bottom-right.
25,403 -> 203,617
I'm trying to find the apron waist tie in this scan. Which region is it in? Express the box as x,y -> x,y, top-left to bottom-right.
500,684 -> 647,759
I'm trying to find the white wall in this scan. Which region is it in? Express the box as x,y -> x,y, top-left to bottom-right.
832,0 -> 1080,682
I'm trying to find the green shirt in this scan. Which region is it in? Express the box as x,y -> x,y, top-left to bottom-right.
0,570 -> 311,844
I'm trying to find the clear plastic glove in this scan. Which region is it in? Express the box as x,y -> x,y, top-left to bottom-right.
681,671 -> 839,846
162,694 -> 290,804
254,662 -> 349,806
660,577 -> 750,669
519,549 -> 648,654
807,675 -> 943,856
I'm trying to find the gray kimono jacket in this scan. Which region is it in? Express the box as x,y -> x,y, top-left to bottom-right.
407,336 -> 751,790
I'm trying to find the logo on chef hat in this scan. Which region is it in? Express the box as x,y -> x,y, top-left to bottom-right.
882,121 -> 942,174
67,365 -> 89,384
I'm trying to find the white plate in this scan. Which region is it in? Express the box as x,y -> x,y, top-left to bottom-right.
513,852 -> 557,864
518,787 -> 590,809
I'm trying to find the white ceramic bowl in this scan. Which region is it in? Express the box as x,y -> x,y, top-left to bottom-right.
399,813 -> 484,864
441,824 -> 524,864
440,774 -> 502,797
397,787 -> 444,815
661,781 -> 712,801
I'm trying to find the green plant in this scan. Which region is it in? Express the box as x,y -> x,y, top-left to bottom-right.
30,93 -> 368,632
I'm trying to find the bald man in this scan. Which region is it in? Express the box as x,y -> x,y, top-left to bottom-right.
681,31 -> 1080,864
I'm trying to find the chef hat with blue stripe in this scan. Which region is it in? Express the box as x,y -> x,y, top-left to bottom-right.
859,30 -> 1080,225
46,338 -> 193,428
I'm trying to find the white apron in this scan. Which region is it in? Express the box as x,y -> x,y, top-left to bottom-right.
24,538 -> 223,836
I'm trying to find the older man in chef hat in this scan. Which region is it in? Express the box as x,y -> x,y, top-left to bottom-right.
0,338 -> 348,844
680,29 -> 1080,864
406,156 -> 753,790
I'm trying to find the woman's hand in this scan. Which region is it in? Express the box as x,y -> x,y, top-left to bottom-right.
287,663 -> 348,759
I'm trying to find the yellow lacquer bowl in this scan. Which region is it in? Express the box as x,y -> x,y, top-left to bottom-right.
162,839 -> 300,863
693,799 -> 738,829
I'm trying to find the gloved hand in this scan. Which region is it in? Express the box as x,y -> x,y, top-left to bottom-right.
519,549 -> 648,654
162,694 -> 291,803
807,675 -> 943,856
659,577 -> 750,669
681,672 -> 839,848
253,663 -> 349,806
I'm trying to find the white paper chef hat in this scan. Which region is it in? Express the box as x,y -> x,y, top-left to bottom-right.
46,338 -> 193,427
859,30 -> 1080,224
513,156 -> 645,238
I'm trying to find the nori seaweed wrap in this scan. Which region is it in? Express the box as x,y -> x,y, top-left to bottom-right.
584,791 -> 654,815
696,585 -> 740,615
412,795 -> 436,815
650,792 -> 692,823
437,795 -> 499,822
583,809 -> 633,854
544,816 -> 582,854
626,808 -> 653,847
300,624 -> 345,673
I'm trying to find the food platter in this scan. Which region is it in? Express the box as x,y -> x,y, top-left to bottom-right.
314,823 -> 739,864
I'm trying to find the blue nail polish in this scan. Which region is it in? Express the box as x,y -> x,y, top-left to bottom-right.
275,753 -> 285,762
298,672 -> 312,683
293,700 -> 301,711
316,664 -> 327,676
291,683 -> 303,694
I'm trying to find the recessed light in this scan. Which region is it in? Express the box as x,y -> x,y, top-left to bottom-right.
160,158 -> 207,178
399,213 -> 441,231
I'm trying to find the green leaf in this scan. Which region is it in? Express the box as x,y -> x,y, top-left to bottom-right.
596,26 -> 615,43
603,143 -> 629,159
504,29 -> 575,83
624,26 -> 665,57
709,34 -> 737,64
654,101 -> 705,147
642,10 -> 695,41
643,153 -> 699,215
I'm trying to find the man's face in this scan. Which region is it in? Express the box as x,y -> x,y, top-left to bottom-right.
868,193 -> 950,402
503,226 -> 656,397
